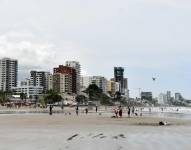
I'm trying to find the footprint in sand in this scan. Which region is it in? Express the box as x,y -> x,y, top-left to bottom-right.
92,133 -> 104,138
67,134 -> 79,141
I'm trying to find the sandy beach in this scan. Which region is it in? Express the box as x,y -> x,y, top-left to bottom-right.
0,112 -> 191,150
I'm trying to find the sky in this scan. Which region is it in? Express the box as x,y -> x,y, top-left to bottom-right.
0,0 -> 191,98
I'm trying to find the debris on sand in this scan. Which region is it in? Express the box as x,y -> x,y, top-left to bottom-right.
159,121 -> 168,126
67,134 -> 79,141
119,134 -> 126,138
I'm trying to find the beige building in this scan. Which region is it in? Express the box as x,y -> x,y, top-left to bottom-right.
107,80 -> 120,96
53,73 -> 72,94
48,74 -> 53,90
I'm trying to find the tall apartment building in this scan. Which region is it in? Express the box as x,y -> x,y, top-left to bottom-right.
0,58 -> 18,91
167,91 -> 171,102
53,73 -> 72,94
53,65 -> 76,94
158,93 -> 167,104
114,67 -> 124,94
48,74 -> 53,90
30,71 -> 50,92
66,61 -> 81,95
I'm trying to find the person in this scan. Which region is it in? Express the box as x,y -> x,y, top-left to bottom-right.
132,107 -> 135,115
85,108 -> 88,114
49,105 -> 53,115
127,107 -> 131,118
61,102 -> 64,112
114,107 -> 118,118
118,106 -> 123,118
76,105 -> 79,115
96,105 -> 98,113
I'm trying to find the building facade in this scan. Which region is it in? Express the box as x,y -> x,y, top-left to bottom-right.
114,67 -> 124,94
141,92 -> 153,101
158,93 -> 167,104
107,80 -> 120,96
81,76 -> 107,94
12,86 -> 43,98
175,93 -> 183,101
66,61 -> 81,95
0,58 -> 18,91
53,73 -> 72,94
48,74 -> 53,90
30,71 -> 50,92
53,65 -> 76,94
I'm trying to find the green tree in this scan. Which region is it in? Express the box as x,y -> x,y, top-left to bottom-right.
39,96 -> 46,108
20,93 -> 27,101
114,91 -> 121,101
85,84 -> 102,100
44,90 -> 62,104
0,91 -> 11,104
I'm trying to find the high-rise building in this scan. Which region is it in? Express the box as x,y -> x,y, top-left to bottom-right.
66,61 -> 81,95
53,65 -> 76,94
166,91 -> 171,102
53,73 -> 72,94
123,78 -> 129,98
158,93 -> 167,104
48,74 -> 53,90
114,67 -> 124,94
30,71 -> 50,92
0,58 -> 18,91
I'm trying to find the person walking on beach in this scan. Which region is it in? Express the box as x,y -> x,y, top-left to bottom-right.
76,105 -> 79,115
127,107 -> 131,118
85,108 -> 88,114
113,107 -> 118,118
118,106 -> 123,118
132,107 -> 135,115
96,105 -> 98,113
49,105 -> 53,115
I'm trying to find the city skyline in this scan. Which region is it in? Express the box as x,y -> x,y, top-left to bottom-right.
0,0 -> 191,98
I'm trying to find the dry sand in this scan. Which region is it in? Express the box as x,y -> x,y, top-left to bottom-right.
0,113 -> 191,150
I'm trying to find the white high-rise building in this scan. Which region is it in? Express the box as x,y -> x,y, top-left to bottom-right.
30,71 -> 50,92
158,93 -> 167,104
66,61 -> 81,94
81,76 -> 107,94
0,58 -> 18,91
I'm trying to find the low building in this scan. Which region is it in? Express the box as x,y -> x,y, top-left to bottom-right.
12,86 -> 43,98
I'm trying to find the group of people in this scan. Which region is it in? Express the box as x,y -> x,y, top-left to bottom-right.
113,106 -> 123,118
113,106 -> 142,118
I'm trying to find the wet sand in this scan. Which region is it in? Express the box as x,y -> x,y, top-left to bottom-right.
0,113 -> 191,150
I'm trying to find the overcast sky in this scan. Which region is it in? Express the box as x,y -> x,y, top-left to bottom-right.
0,0 -> 191,98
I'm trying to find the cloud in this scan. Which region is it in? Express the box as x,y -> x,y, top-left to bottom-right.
0,31 -> 56,69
